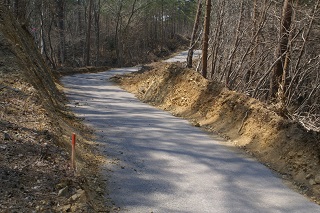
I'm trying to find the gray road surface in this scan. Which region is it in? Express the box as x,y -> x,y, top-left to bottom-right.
164,50 -> 201,63
61,52 -> 320,213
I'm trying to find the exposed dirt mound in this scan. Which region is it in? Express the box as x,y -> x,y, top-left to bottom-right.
113,62 -> 320,204
0,5 -> 105,212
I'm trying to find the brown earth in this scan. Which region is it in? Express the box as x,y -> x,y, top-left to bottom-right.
0,4 -> 189,211
2,1 -> 320,210
0,6 -> 107,212
113,62 -> 320,204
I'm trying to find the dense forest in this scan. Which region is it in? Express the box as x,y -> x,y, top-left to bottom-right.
2,0 -> 197,67
2,0 -> 320,130
190,0 -> 320,131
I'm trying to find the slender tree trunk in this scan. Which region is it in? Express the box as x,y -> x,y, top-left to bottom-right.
39,2 -> 44,55
187,0 -> 203,68
77,0 -> 83,36
210,0 -> 225,79
269,0 -> 293,100
48,15 -> 56,69
246,0 -> 258,84
286,0 -> 320,104
225,0 -> 244,88
85,0 -> 93,66
115,0 -> 123,65
201,0 -> 211,78
56,0 -> 66,66
94,0 -> 101,66
161,0 -> 164,48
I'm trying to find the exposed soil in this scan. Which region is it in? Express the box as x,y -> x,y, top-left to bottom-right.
113,62 -> 320,204
0,5 -> 190,211
0,7 -> 106,212
2,0 -> 320,210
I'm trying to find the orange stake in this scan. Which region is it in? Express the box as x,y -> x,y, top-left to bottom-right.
71,133 -> 76,170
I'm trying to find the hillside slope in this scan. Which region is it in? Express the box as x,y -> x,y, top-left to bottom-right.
0,4 -> 105,212
114,62 -> 320,204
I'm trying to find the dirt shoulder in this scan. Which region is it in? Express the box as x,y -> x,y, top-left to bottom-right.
113,62 -> 320,204
0,75 -> 106,212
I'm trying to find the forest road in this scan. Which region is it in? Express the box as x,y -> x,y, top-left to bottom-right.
61,51 -> 320,213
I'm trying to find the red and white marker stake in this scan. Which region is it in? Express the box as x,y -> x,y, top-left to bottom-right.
71,133 -> 76,170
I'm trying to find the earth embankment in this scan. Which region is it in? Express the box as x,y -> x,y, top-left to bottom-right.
0,5 -> 105,212
114,62 -> 320,204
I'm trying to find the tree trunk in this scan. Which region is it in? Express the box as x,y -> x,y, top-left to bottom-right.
225,0 -> 244,88
269,0 -> 293,100
245,0 -> 258,84
47,15 -> 56,69
94,0 -> 101,66
115,0 -> 123,65
187,0 -> 203,68
85,0 -> 93,66
77,0 -> 83,36
201,0 -> 211,78
161,0 -> 165,48
210,0 -> 225,79
56,0 -> 66,66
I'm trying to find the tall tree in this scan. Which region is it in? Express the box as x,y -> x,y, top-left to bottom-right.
269,0 -> 293,100
94,0 -> 101,66
201,0 -> 211,78
56,0 -> 66,65
16,0 -> 196,67
85,0 -> 93,66
187,0 -> 203,68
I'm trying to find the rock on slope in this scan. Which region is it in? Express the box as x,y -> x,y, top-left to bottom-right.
114,62 -> 320,204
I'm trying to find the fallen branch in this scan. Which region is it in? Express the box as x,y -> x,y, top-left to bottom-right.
238,110 -> 249,133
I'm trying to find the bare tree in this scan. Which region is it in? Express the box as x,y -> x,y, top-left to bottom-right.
187,0 -> 203,68
85,0 -> 93,66
56,0 -> 66,66
94,0 -> 101,66
201,0 -> 211,78
15,0 -> 197,68
269,0 -> 293,101
199,0 -> 320,129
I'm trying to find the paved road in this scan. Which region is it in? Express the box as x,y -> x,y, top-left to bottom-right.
164,50 -> 201,63
61,52 -> 320,212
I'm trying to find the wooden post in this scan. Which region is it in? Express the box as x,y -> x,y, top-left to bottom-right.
71,133 -> 76,170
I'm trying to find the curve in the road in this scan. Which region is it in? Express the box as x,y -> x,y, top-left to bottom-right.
62,52 -> 320,213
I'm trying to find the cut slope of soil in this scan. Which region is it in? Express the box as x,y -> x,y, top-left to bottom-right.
113,62 -> 320,204
0,5 -> 106,212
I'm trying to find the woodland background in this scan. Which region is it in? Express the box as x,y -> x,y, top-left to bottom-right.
2,0 -> 320,130
3,0 -> 195,68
